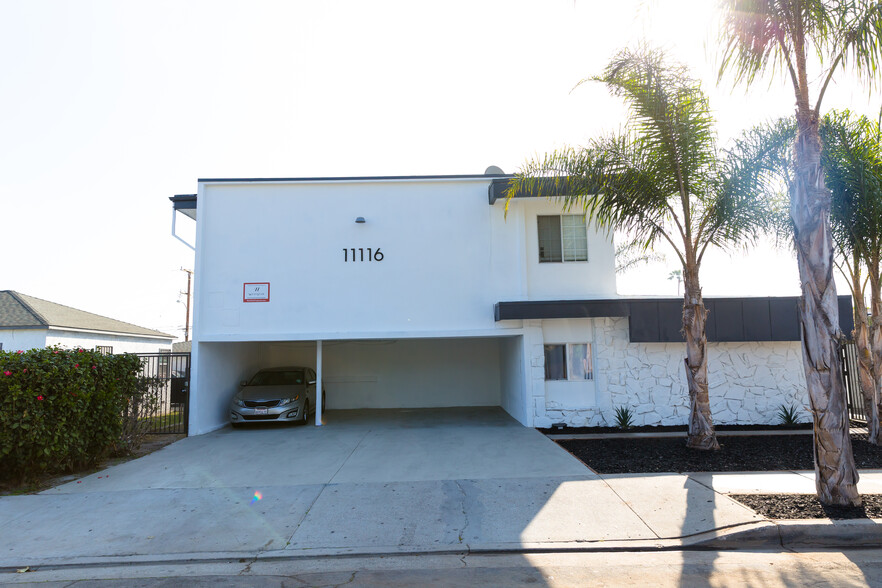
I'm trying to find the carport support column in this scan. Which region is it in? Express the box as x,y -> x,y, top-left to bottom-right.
315,340 -> 323,426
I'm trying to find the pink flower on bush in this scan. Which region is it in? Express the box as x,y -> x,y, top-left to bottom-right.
77,349 -> 84,353
3,371 -> 10,376
37,395 -> 43,401
91,365 -> 97,370
22,369 -> 27,373
74,363 -> 79,368
16,350 -> 23,354
53,350 -> 59,354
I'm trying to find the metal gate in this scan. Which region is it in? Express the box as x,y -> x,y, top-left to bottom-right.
136,352 -> 190,434
839,341 -> 867,424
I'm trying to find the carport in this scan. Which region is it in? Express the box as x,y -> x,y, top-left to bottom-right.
190,335 -> 528,435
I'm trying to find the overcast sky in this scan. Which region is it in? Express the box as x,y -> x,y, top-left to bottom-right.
2,1 -> 877,339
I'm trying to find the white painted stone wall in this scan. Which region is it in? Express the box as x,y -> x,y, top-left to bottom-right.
537,317 -> 810,428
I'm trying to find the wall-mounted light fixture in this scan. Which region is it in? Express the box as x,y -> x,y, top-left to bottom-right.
355,217 -> 366,224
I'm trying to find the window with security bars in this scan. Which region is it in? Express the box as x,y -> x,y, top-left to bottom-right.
96,346 -> 113,355
537,215 -> 588,262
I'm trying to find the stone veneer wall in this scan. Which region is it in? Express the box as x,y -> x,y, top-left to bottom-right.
533,317 -> 809,428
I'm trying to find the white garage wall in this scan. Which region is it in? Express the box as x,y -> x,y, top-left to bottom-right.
256,337 -> 502,409
190,341 -> 264,434
498,335 -> 528,425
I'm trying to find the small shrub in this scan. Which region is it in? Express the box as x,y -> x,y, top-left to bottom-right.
0,347 -> 143,484
613,406 -> 635,430
776,404 -> 803,426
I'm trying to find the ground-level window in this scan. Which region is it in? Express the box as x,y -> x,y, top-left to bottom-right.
96,346 -> 113,355
544,343 -> 593,381
537,215 -> 588,262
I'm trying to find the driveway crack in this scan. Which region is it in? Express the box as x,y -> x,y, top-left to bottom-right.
454,480 -> 469,544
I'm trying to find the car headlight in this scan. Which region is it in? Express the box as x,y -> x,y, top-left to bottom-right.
234,396 -> 246,407
277,395 -> 300,406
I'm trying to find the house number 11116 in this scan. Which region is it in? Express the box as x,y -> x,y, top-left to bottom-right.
343,248 -> 384,262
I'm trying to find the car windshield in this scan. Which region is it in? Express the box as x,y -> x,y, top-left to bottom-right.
248,370 -> 304,386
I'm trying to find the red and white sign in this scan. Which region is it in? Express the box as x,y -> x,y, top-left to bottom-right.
243,282 -> 270,302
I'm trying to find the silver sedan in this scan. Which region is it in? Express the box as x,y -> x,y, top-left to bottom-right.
229,366 -> 325,426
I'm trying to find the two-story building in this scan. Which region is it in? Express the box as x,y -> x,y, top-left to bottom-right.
171,170 -> 850,435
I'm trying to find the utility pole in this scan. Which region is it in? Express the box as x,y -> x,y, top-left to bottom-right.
181,268 -> 193,342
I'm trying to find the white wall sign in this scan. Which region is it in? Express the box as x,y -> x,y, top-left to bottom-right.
243,282 -> 270,302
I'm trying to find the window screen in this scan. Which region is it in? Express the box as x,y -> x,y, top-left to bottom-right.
568,344 -> 593,380
561,215 -> 588,261
538,215 -> 587,263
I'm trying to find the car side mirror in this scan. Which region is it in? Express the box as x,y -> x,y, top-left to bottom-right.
308,379 -> 316,385
240,380 -> 248,387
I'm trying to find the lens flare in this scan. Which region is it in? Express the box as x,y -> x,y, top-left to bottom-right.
251,491 -> 262,504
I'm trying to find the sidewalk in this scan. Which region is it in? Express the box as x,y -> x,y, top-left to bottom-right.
1,415 -> 881,576
3,469 -> 881,574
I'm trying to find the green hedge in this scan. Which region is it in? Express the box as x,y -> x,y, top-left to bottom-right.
0,347 -> 143,483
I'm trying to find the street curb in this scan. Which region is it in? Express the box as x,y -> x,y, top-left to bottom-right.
692,519 -> 882,549
4,520 -> 881,573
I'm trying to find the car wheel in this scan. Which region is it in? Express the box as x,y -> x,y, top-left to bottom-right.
300,401 -> 309,426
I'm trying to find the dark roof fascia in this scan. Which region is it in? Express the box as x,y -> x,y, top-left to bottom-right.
495,299 -> 630,321
488,177 -> 577,205
169,194 -> 197,211
198,174 -> 511,184
495,295 -> 855,343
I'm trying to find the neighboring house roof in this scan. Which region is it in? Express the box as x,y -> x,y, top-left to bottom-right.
172,340 -> 192,352
0,291 -> 173,339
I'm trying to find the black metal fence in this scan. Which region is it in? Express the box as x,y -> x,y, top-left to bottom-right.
136,352 -> 190,434
840,341 -> 867,424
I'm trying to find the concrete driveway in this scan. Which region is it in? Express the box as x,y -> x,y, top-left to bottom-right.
0,407 -> 762,569
41,407 -> 592,492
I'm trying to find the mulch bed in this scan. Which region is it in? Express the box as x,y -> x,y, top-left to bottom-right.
555,432 -> 882,519
732,494 -> 882,519
556,433 -> 882,474
540,423 -> 813,435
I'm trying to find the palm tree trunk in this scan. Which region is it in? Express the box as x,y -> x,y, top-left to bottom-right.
869,265 -> 882,445
792,112 -> 861,506
853,289 -> 879,443
683,268 -> 719,450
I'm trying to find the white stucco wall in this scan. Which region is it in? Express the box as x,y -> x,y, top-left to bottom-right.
0,329 -> 48,352
533,317 -> 809,428
498,335 -> 528,425
190,341 -> 264,434
45,330 -> 173,354
193,178 -> 617,343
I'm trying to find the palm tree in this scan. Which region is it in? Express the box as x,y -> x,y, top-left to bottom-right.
822,110 -> 882,445
719,0 -> 882,506
506,47 -> 769,450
